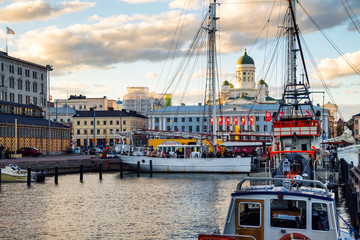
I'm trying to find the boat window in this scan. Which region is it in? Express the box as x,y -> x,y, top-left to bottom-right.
312,203 -> 329,231
171,147 -> 175,152
270,199 -> 306,229
238,202 -> 261,227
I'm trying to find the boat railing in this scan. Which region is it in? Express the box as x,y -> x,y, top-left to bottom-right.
199,234 -> 256,240
236,177 -> 330,195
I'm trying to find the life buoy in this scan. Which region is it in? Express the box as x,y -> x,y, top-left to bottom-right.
280,233 -> 310,240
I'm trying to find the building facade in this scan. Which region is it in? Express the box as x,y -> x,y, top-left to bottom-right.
0,51 -> 48,109
148,103 -> 330,138
73,109 -> 148,148
353,113 -> 360,140
55,95 -> 116,112
0,101 -> 71,153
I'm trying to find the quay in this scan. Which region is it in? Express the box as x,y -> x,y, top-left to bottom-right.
0,155 -> 126,175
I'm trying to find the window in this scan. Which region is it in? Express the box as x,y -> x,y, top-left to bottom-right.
17,67 -> 22,75
155,118 -> 159,123
18,79 -> 22,90
189,117 -> 192,122
9,93 -> 14,102
167,118 -> 170,122
97,129 -> 100,134
203,125 -> 208,132
204,117 -> 207,122
271,199 -> 306,229
238,202 -> 261,227
110,120 -> 113,125
41,73 -> 44,80
97,120 -> 100,125
25,69 -> 30,77
41,83 -> 44,93
356,120 -> 358,125
99,105 -> 102,108
256,116 -> 260,121
91,121 -> 94,125
26,96 -> 30,104
77,121 -> 80,125
264,125 -> 267,132
84,129 -> 88,134
167,126 -> 171,131
25,80 -> 30,91
77,130 -> 80,134
1,63 -> 3,71
312,203 -> 329,231
103,120 -> 107,125
18,94 -> 22,104
90,129 -> 94,134
196,126 -> 200,132
9,65 -> 14,74
103,129 -> 107,134
196,117 -> 200,122
79,105 -> 82,109
123,120 -> 126,125
84,121 -> 87,125
256,125 -> 259,131
181,126 -> 185,132
189,126 -> 192,132
174,118 -> 178,122
174,126 -> 178,131
9,77 -> 14,88
32,71 -> 37,79
116,120 -> 120,125
33,82 -> 37,92
182,117 -> 185,122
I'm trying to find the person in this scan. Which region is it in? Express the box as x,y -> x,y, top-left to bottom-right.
0,144 -> 4,159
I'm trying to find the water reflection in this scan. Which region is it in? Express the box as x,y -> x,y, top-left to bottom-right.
0,173 -> 246,239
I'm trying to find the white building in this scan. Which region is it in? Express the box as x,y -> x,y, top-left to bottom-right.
55,95 -> 116,112
0,51 -> 48,109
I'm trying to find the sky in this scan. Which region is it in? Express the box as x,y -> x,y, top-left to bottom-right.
0,0 -> 359,120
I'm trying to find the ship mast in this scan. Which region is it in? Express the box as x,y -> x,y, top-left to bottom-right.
209,0 -> 218,153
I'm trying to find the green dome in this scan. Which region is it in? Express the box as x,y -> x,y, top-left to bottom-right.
257,79 -> 268,87
229,83 -> 234,88
222,80 -> 230,86
236,49 -> 254,65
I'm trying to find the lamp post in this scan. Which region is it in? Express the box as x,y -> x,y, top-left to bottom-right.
46,65 -> 53,155
93,105 -> 97,148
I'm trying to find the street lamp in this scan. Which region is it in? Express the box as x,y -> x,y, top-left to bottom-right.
93,105 -> 97,147
46,64 -> 53,155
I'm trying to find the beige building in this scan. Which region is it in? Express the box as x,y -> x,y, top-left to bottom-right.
73,109 -> 147,148
55,95 -> 116,112
322,102 -> 339,137
353,113 -> 360,140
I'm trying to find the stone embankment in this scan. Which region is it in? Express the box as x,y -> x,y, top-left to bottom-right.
0,154 -> 126,174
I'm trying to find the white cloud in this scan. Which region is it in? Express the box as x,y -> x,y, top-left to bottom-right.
313,50 -> 360,80
0,1 -> 96,23
144,72 -> 158,79
309,80 -> 341,89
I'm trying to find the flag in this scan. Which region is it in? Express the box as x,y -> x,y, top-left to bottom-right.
265,111 -> 272,122
226,117 -> 231,126
279,111 -> 284,118
249,116 -> 255,125
234,116 -> 238,125
241,116 -> 246,125
210,117 -> 213,126
306,110 -> 312,117
218,116 -> 223,126
6,27 -> 15,35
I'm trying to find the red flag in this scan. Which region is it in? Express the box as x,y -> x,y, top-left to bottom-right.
265,111 -> 271,122
241,116 -> 246,125
279,111 -> 284,118
226,117 -> 231,126
249,116 -> 255,125
211,117 -> 213,126
306,110 -> 312,117
218,116 -> 223,126
234,116 -> 238,125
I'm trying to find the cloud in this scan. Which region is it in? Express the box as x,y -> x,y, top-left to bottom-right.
313,50 -> 360,79
346,90 -> 358,94
52,80 -> 89,97
144,72 -> 159,79
0,1 -> 96,23
14,10 -> 198,74
309,80 -> 341,89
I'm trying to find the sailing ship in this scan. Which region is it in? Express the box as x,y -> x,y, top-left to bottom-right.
118,1 -> 253,173
198,0 -> 356,239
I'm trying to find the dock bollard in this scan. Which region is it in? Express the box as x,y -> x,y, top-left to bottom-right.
80,164 -> 83,182
99,163 -> 103,180
55,166 -> 58,184
120,162 -> 123,179
27,168 -> 31,187
137,161 -> 140,177
150,160 -> 153,177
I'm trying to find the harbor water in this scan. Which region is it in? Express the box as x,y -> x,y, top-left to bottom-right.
0,172 -> 351,239
0,173 -> 247,239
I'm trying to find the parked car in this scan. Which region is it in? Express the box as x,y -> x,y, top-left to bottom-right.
17,147 -> 42,157
89,148 -> 102,155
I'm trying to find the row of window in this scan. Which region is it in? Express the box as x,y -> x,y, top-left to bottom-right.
76,120 -> 127,126
3,76 -> 44,93
0,126 -> 71,139
76,128 -> 126,135
1,63 -> 44,80
156,116 -> 265,123
161,124 -> 270,133
1,91 -> 43,105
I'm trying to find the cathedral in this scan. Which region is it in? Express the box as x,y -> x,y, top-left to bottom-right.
220,49 -> 276,104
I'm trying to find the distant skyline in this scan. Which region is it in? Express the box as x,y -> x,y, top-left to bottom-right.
1,0 -> 359,120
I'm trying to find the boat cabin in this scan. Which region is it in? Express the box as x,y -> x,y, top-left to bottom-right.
156,144 -> 207,158
200,178 -> 344,240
